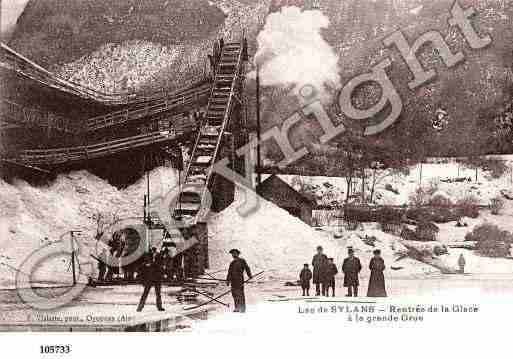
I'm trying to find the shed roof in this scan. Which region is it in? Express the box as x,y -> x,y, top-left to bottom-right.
256,175 -> 316,207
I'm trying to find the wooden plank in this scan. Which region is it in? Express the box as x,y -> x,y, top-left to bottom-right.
84,86 -> 210,132
17,125 -> 196,165
1,159 -> 51,174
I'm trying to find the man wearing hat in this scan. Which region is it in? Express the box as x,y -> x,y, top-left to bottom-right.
226,249 -> 253,313
312,245 -> 328,296
136,253 -> 165,312
342,247 -> 362,297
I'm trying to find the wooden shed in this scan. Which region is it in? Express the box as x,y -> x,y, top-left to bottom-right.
256,175 -> 315,225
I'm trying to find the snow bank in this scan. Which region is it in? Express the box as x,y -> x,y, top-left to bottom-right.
207,189 -> 338,278
56,41 -> 181,93
53,0 -> 270,94
281,158 -> 513,208
340,226 -> 439,278
439,248 -> 513,274
208,190 -> 437,279
0,167 -> 179,288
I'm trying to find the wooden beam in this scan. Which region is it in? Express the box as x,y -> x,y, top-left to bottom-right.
1,159 -> 52,174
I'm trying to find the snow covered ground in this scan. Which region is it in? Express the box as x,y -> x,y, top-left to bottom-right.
1,156 -> 513,289
181,272 -> 513,335
281,157 -> 513,207
207,190 -> 437,280
0,167 -> 179,288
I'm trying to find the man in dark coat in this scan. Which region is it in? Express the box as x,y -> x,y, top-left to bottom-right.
325,258 -> 338,297
226,249 -> 252,313
97,249 -> 107,282
172,252 -> 184,282
159,247 -> 172,282
367,249 -> 387,297
342,247 -> 362,297
136,253 -> 165,312
299,263 -> 313,296
312,246 -> 328,296
105,247 -> 117,281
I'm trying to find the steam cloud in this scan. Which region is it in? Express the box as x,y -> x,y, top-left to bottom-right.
253,6 -> 341,100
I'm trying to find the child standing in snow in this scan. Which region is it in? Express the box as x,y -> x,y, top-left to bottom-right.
325,258 -> 338,297
299,264 -> 313,296
458,254 -> 466,274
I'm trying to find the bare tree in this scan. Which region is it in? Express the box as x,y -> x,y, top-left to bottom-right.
366,160 -> 410,203
90,210 -> 120,241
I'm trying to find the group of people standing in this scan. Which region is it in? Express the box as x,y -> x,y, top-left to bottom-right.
300,246 -> 387,298
136,246 -> 189,312
97,245 -> 185,284
135,246 -> 255,314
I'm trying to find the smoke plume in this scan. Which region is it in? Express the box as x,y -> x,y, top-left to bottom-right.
253,6 -> 340,101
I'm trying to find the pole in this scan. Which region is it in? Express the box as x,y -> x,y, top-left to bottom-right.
256,65 -> 262,186
178,166 -> 182,213
70,231 -> 77,286
186,287 -> 230,307
142,154 -> 147,222
184,270 -> 265,310
361,168 -> 365,203
419,162 -> 423,186
146,155 -> 150,204
143,194 -> 147,222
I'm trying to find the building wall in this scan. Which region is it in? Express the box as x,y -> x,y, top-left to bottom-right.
301,206 -> 312,226
257,177 -> 313,225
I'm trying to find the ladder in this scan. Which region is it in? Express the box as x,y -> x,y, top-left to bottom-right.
173,40 -> 245,224
137,39 -> 247,265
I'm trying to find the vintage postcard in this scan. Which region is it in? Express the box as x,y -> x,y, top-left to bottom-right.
0,0 -> 512,356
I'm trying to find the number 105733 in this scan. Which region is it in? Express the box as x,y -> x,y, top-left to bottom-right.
40,346 -> 71,354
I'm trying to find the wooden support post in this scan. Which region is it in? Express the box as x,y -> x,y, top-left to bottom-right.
193,222 -> 209,272
70,231 -> 77,286
419,162 -> 423,186
256,65 -> 262,186
71,251 -> 76,286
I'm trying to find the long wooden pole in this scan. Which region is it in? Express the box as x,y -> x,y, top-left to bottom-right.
184,270 -> 265,310
256,65 -> 262,186
146,154 -> 150,203
70,231 -> 77,286
186,287 -> 229,307
419,162 -> 423,186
